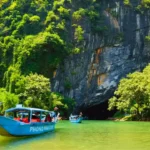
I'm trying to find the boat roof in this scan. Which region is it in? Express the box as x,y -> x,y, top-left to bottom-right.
70,115 -> 78,117
5,107 -> 52,113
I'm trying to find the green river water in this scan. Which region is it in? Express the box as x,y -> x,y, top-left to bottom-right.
0,120 -> 150,150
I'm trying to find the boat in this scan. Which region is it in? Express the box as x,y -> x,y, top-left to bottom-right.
0,105 -> 58,136
69,115 -> 83,123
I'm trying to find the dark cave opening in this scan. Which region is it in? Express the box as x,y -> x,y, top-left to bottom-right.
83,101 -> 116,120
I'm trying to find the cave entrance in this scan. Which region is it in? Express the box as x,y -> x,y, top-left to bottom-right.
83,101 -> 116,120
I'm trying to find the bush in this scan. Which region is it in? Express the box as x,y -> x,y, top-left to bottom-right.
0,88 -> 19,113
108,64 -> 150,120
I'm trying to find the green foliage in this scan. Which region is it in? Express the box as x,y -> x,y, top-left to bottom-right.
50,92 -> 75,117
72,8 -> 86,21
15,73 -> 52,110
135,0 -> 150,11
108,64 -> 150,120
0,0 -> 106,81
29,15 -> 40,22
72,47 -> 81,54
50,92 -> 64,108
56,20 -> 66,30
87,4 -> 108,35
14,73 -> 75,114
12,14 -> 42,36
13,31 -> 66,76
8,2 -> 17,11
57,6 -> 70,18
113,111 -> 125,119
87,10 -> 99,21
74,25 -> 84,42
141,0 -> 150,8
123,0 -> 131,6
53,0 -> 65,10
0,88 -> 19,113
0,0 -> 9,8
61,97 -> 75,117
45,11 -> 59,25
0,0 -> 111,116
4,65 -> 21,93
145,36 -> 150,41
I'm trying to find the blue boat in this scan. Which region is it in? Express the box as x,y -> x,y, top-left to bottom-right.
69,115 -> 83,123
0,105 -> 58,136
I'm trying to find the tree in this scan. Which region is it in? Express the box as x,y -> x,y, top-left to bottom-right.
0,88 -> 19,114
50,92 -> 75,117
15,73 -> 75,116
108,64 -> 150,120
15,73 -> 52,110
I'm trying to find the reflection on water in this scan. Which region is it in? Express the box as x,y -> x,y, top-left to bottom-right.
1,121 -> 150,150
0,131 -> 56,150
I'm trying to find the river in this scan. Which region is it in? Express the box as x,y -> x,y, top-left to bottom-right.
0,120 -> 150,150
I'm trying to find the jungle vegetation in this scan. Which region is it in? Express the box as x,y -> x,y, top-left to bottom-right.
0,0 -> 150,117
108,64 -> 150,121
0,0 -> 102,116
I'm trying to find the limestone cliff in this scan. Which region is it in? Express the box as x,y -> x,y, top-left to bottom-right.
52,0 -> 150,112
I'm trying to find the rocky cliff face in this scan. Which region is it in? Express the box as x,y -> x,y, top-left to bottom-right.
52,0 -> 150,113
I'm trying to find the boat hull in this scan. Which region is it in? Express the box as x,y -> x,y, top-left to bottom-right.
0,125 -> 12,136
69,117 -> 82,123
0,116 -> 56,136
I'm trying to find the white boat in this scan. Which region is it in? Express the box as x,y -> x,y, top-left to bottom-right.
69,115 -> 82,123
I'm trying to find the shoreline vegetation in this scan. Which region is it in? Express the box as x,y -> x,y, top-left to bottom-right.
108,112 -> 150,121
108,64 -> 150,122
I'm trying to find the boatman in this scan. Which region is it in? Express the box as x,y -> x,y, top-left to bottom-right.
52,106 -> 60,122
79,112 -> 83,117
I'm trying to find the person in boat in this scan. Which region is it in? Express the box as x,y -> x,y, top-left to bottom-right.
51,106 -> 60,122
54,106 -> 60,117
45,113 -> 52,122
79,112 -> 83,117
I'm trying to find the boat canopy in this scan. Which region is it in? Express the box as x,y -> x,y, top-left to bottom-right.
5,107 -> 51,113
70,115 -> 79,119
